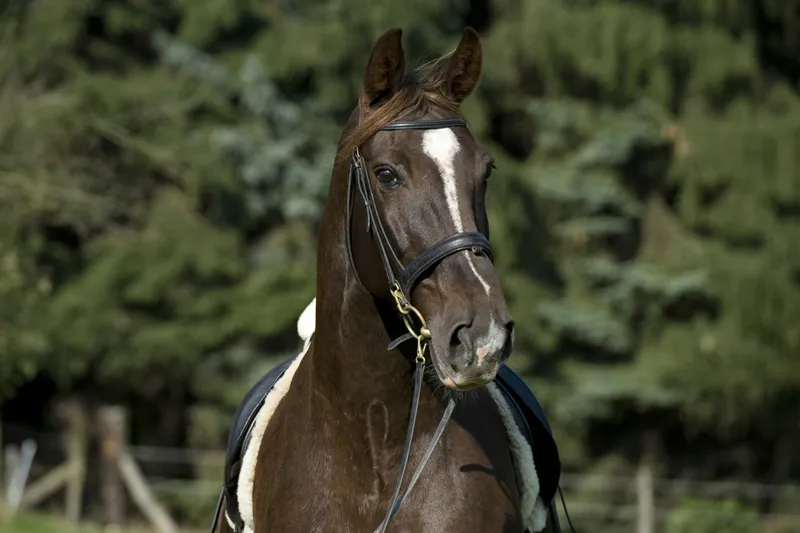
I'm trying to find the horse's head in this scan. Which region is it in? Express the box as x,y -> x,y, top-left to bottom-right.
341,27 -> 513,391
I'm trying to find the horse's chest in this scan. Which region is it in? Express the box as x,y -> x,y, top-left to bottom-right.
266,465 -> 521,533
270,434 -> 520,532
254,392 -> 523,532
403,434 -> 523,532
394,460 -> 523,532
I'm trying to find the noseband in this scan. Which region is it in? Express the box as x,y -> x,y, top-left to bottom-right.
347,116 -> 494,353
346,115 -> 495,532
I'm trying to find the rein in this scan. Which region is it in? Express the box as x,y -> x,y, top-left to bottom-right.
346,113 -> 495,532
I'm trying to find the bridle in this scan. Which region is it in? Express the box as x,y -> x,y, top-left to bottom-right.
346,115 -> 495,355
345,113 -> 495,532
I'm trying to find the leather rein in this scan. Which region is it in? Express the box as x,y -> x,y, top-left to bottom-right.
345,115 -> 496,532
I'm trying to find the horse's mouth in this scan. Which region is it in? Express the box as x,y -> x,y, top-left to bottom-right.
429,352 -> 498,391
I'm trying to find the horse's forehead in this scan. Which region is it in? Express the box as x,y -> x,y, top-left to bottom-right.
370,125 -> 480,176
421,129 -> 461,176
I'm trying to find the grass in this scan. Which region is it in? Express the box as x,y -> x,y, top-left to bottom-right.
0,513 -> 86,533
0,512 -> 157,533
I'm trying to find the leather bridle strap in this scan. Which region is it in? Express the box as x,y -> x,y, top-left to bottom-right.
347,113 -> 495,532
353,153 -> 493,299
381,118 -> 468,131
400,232 -> 492,296
352,152 -> 404,291
349,115 -> 494,319
372,360 -> 456,533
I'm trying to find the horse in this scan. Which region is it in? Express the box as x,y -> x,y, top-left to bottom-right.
211,27 -> 568,533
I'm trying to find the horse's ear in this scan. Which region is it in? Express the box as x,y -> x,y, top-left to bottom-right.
363,28 -> 406,106
445,27 -> 483,104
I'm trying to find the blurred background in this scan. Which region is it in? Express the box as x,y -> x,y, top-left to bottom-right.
1,0 -> 799,532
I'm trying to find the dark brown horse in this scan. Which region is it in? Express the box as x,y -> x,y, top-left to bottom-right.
214,27 -> 565,533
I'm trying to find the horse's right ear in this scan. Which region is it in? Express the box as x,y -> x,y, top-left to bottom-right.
362,28 -> 405,106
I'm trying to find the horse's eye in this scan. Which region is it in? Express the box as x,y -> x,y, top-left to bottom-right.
375,166 -> 402,189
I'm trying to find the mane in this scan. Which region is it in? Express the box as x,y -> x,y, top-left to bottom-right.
338,52 -> 459,160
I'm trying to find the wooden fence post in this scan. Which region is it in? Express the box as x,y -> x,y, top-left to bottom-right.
5,439 -> 36,516
3,444 -> 18,498
636,432 -> 657,533
117,451 -> 178,533
59,399 -> 88,523
97,405 -> 126,529
4,399 -> 88,515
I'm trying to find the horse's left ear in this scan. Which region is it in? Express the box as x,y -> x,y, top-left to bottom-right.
445,27 -> 483,104
363,28 -> 406,106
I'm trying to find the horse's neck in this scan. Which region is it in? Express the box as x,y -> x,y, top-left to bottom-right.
307,165 -> 441,436
311,262 -> 419,411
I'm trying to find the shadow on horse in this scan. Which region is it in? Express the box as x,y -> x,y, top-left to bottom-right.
211,27 -> 570,533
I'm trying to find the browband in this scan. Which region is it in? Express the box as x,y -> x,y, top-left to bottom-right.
346,110 -> 494,350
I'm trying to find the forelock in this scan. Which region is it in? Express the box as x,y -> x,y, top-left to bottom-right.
338,53 -> 460,160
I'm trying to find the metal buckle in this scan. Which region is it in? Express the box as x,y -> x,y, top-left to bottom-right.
390,282 -> 431,364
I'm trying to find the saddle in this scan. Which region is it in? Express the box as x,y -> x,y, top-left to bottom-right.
212,358 -> 563,533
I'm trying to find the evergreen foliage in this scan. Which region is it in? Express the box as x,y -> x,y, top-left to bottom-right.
1,0 -> 798,529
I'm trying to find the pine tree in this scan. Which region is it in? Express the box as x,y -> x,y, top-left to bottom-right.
1,0 -> 798,529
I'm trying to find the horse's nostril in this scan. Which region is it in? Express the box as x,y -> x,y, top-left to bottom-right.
450,324 -> 467,348
447,320 -> 476,371
450,322 -> 470,349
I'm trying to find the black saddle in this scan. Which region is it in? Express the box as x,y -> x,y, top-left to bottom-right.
211,358 -> 562,533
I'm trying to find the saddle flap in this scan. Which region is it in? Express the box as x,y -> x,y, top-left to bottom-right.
495,364 -> 561,505
220,356 -> 297,531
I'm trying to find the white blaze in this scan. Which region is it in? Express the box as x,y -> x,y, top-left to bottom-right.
421,128 -> 491,295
